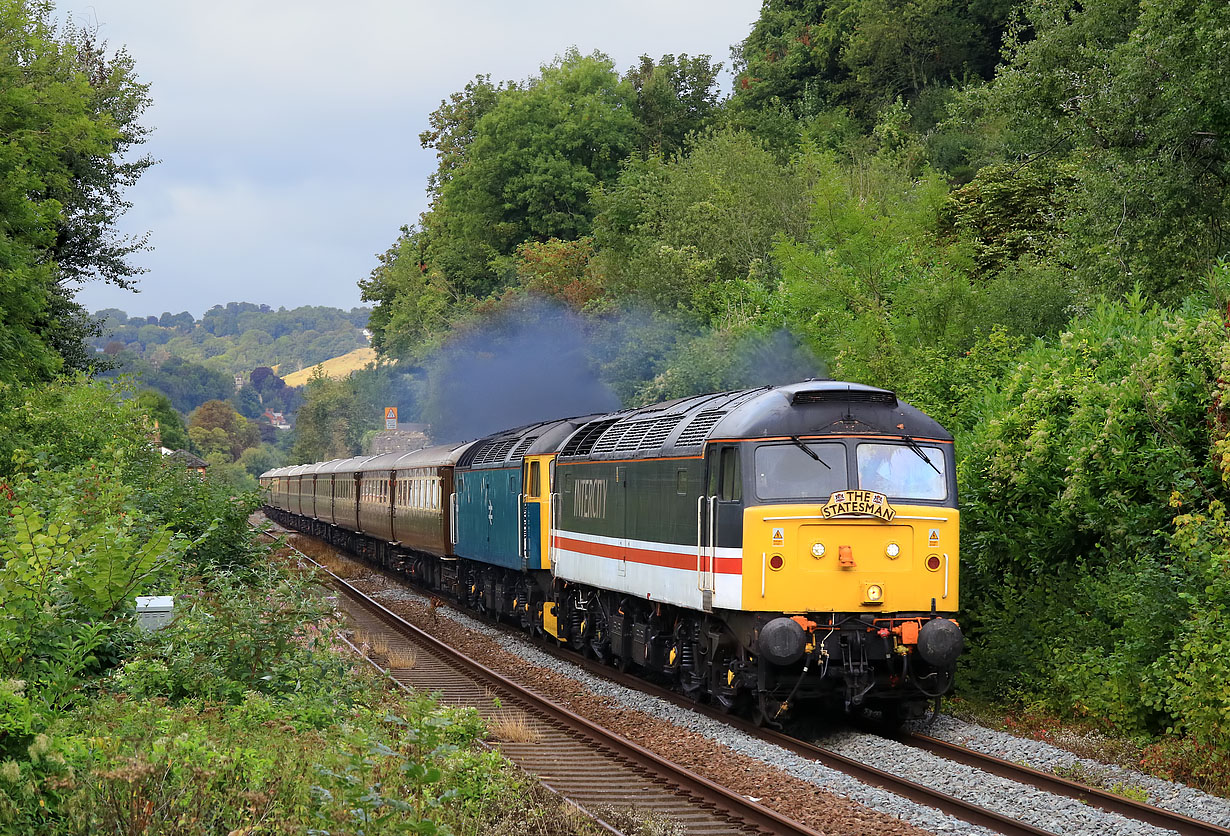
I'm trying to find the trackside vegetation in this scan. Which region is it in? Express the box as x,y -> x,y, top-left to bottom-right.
0,380 -> 608,834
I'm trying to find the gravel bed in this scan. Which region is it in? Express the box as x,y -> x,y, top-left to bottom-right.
922,715 -> 1230,828
344,574 -> 932,836
358,575 -> 984,835
818,729 -> 1195,836
305,545 -> 1219,836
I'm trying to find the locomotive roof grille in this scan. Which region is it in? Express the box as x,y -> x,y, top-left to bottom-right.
675,411 -> 726,447
637,415 -> 683,449
615,421 -> 653,452
471,436 -> 519,467
792,388 -> 898,407
509,434 -> 539,459
561,418 -> 621,457
592,422 -> 633,454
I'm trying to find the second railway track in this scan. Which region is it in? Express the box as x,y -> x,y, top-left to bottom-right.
270,521 -> 1230,836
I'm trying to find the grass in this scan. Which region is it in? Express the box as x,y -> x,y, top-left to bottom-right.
489,713 -> 543,744
1053,762 -> 1150,801
591,806 -> 685,836
387,647 -> 418,669
286,536 -> 371,580
281,347 -> 379,387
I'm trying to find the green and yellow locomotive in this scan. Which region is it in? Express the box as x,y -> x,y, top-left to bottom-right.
262,380 -> 963,722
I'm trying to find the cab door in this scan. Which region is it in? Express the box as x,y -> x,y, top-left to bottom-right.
521,455 -> 553,571
699,444 -> 743,611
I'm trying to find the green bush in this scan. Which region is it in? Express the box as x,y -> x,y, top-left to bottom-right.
958,282 -> 1230,740
0,464 -> 179,710
128,456 -> 263,573
0,689 -> 565,836
0,681 -> 37,761
113,566 -> 348,706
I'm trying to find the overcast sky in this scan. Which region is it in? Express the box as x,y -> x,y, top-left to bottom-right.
65,0 -> 760,319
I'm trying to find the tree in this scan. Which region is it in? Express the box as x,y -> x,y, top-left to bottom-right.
360,226 -> 457,361
419,74 -> 505,201
250,366 -> 285,394
291,373 -> 372,462
514,237 -> 602,309
730,0 -> 1010,124
625,54 -> 721,158
188,400 -> 258,461
137,389 -> 189,451
158,311 -> 194,329
423,50 -> 639,298
135,356 -> 234,414
0,3 -> 152,384
230,384 -> 264,420
970,0 -> 1230,301
591,129 -> 812,319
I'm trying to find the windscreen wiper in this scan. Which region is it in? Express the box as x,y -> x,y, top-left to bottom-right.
901,434 -> 942,475
791,436 -> 831,469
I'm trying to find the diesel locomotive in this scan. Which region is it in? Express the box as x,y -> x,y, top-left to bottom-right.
261,380 -> 964,722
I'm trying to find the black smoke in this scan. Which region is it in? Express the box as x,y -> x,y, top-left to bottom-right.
422,299 -> 622,442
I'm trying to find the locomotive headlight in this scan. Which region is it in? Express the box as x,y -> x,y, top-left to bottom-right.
885,542 -> 900,559
811,542 -> 826,558
863,583 -> 884,604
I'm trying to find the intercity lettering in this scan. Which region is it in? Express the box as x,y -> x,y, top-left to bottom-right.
573,478 -> 608,520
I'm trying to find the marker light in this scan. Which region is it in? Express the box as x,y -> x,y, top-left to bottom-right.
885,542 -> 901,559
925,554 -> 942,572
811,543 -> 826,558
863,583 -> 884,604
769,554 -> 785,571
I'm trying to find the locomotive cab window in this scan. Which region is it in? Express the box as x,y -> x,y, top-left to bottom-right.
755,442 -> 847,500
708,445 -> 742,501
528,461 -> 541,498
856,442 -> 947,500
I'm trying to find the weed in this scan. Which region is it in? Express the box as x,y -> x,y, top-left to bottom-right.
488,713 -> 543,743
1054,761 -> 1104,785
592,805 -> 685,836
1109,782 -> 1150,803
386,647 -> 418,669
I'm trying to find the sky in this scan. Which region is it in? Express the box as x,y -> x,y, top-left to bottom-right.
65,0 -> 761,320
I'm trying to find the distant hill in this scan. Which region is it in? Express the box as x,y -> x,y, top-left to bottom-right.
93,302 -> 371,380
92,302 -> 371,417
282,347 -> 379,387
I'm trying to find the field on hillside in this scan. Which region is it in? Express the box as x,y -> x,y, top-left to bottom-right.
282,347 -> 378,386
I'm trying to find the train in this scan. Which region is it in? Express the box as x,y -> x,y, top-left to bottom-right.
260,380 -> 963,724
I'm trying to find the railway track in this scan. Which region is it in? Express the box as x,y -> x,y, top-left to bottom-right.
268,528 -> 827,836
556,626 -> 1230,836
265,520 -> 1230,836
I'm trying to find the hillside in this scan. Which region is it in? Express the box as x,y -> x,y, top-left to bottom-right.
93,303 -> 371,380
282,347 -> 379,387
